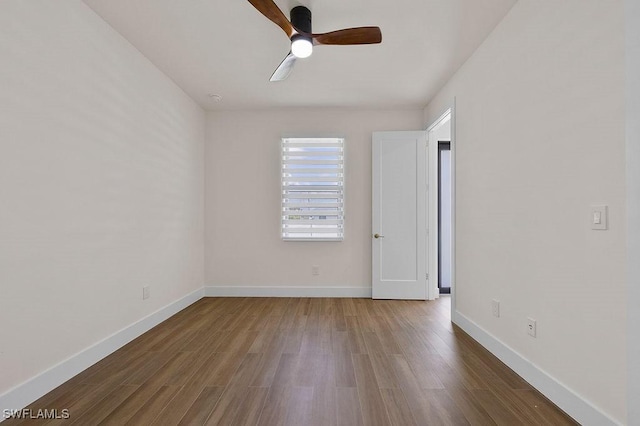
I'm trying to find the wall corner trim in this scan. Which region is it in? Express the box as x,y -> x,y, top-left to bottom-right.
0,288 -> 204,417
452,310 -> 620,426
204,285 -> 371,298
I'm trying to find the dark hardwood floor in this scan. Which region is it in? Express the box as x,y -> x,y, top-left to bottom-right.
6,297 -> 577,425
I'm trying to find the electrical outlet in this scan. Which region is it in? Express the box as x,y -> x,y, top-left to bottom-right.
312,265 -> 319,276
143,286 -> 150,300
527,318 -> 537,337
492,299 -> 500,318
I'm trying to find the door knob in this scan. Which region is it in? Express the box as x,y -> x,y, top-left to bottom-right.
373,233 -> 384,239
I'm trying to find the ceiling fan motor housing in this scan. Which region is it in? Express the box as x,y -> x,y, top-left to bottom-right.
290,6 -> 312,34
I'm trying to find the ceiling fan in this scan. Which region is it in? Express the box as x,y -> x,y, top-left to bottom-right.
247,0 -> 382,81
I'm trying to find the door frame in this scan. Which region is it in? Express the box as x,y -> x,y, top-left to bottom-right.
426,102 -> 456,312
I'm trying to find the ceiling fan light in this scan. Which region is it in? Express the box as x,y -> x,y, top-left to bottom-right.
291,35 -> 313,58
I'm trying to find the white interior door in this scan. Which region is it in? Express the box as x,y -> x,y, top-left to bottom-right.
372,131 -> 428,300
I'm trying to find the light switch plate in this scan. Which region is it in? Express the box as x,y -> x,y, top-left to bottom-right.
591,205 -> 608,230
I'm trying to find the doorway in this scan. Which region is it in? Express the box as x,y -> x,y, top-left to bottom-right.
427,109 -> 453,300
370,106 -> 454,302
438,141 -> 452,294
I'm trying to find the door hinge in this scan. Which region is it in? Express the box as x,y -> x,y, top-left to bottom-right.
426,273 -> 429,280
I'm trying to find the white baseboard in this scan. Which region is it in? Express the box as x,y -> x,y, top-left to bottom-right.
204,285 -> 371,298
452,310 -> 620,426
0,288 -> 204,419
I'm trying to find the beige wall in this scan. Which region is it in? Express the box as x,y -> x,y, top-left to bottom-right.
205,109 -> 423,291
424,0 -> 626,422
0,1 -> 205,396
625,1 -> 640,423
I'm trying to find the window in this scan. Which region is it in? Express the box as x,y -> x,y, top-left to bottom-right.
281,137 -> 344,241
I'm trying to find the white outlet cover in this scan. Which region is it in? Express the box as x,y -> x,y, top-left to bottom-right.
527,318 -> 537,337
491,299 -> 500,318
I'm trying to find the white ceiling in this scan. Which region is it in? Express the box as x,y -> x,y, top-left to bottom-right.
83,0 -> 516,110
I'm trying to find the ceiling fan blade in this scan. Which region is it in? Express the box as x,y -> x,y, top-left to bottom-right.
270,53 -> 297,82
247,0 -> 294,38
312,27 -> 382,45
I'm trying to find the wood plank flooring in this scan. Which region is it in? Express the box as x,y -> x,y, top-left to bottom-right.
6,297 -> 577,425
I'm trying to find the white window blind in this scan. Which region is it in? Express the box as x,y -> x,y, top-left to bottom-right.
282,137 -> 344,241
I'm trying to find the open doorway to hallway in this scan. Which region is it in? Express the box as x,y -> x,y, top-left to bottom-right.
427,110 -> 453,298
438,141 -> 452,294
